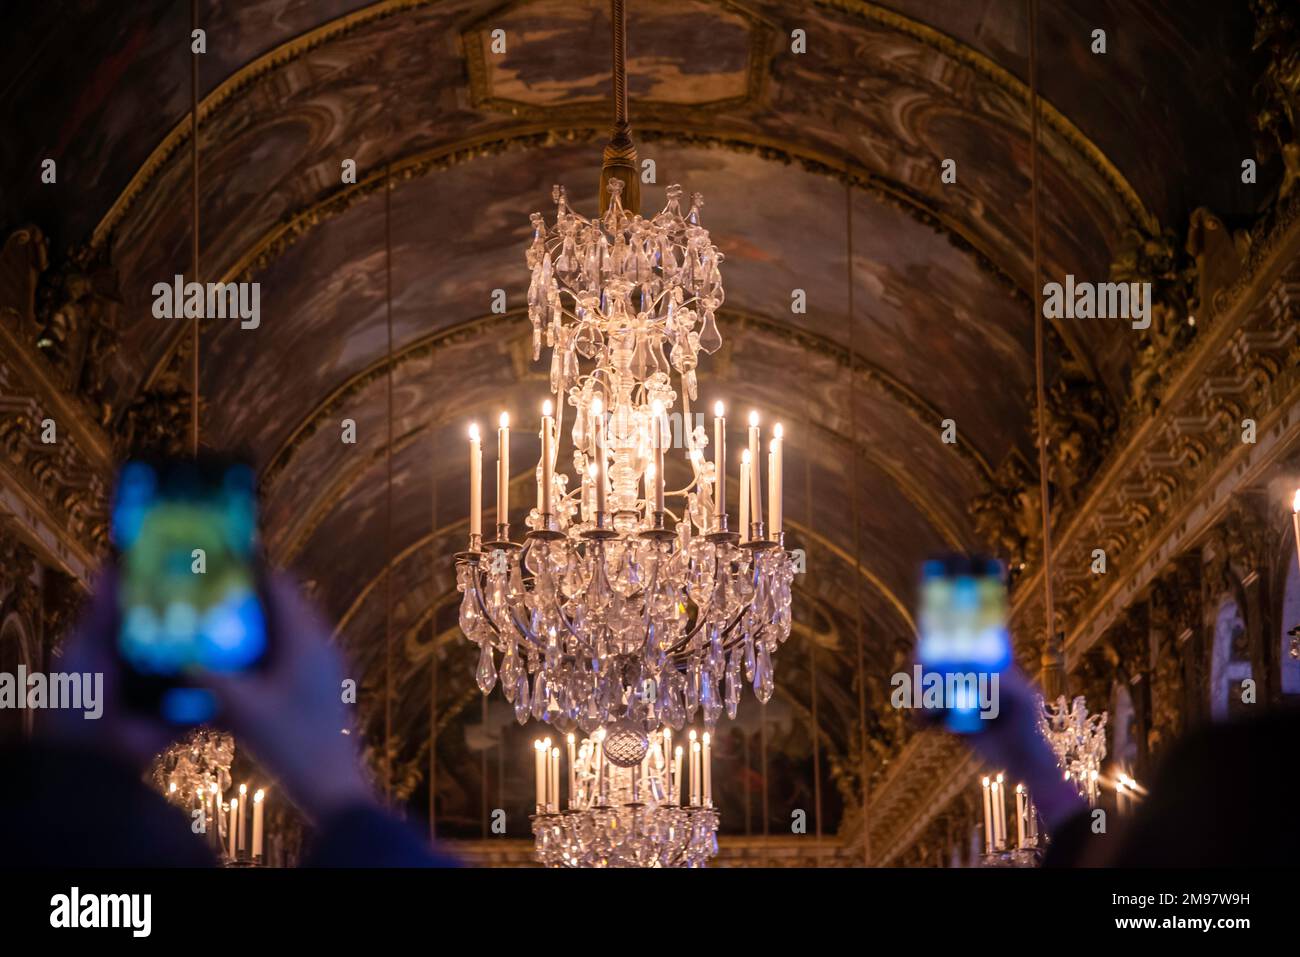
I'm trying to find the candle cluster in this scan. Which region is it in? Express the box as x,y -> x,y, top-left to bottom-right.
465,403 -> 784,545
1114,771 -> 1142,816
980,773 -> 1038,855
457,400 -> 794,732
532,726 -> 714,814
165,777 -> 268,864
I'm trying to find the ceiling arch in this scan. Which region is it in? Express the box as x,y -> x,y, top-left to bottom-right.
2,0 -> 1271,826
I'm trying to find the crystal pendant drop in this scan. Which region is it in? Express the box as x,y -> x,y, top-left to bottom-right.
476,640 -> 497,694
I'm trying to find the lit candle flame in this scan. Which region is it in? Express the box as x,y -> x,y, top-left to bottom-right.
748,410 -> 759,427
468,422 -> 479,441
542,399 -> 552,417
499,411 -> 509,429
713,401 -> 725,417
1293,488 -> 1300,513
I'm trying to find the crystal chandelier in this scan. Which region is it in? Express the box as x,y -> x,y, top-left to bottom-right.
455,0 -> 792,739
152,728 -> 234,856
1039,694 -> 1108,805
530,727 -> 718,868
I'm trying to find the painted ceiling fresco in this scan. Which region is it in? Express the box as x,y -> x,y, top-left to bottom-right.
1,0 -> 1272,834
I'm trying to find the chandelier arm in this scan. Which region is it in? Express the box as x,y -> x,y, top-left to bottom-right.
666,603 -> 749,665
466,565 -> 504,641
470,561 -> 543,649
551,594 -> 595,655
660,550 -> 721,656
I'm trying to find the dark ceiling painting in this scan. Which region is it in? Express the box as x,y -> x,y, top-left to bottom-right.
1,0 -> 1280,841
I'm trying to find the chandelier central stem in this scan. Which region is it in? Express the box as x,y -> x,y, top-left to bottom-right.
600,0 -> 639,215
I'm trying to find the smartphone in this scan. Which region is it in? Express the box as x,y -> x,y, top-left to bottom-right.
111,456 -> 269,724
916,554 -> 1011,733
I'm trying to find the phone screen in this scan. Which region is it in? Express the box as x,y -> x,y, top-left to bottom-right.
111,458 -> 268,723
916,555 -> 1011,732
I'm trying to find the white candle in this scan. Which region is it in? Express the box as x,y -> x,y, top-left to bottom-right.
993,774 -> 1006,850
252,789 -> 265,860
769,423 -> 783,536
497,412 -> 510,532
468,423 -> 482,540
237,783 -> 247,852
689,731 -> 700,806
540,400 -> 554,520
595,729 -> 606,804
702,732 -> 712,807
747,411 -> 762,531
674,746 -> 684,806
534,740 -> 545,811
663,728 -> 672,799
981,777 -> 992,854
1015,784 -> 1025,850
713,402 -> 726,530
739,451 -> 751,543
228,799 -> 238,859
566,734 -> 576,811
541,737 -> 552,812
644,464 -> 656,522
652,400 -> 665,515
550,747 -> 560,813
592,397 -> 606,521
1292,489 -> 1300,574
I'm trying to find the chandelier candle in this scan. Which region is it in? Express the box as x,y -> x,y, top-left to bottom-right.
994,774 -> 1007,849
1015,784 -> 1025,849
551,746 -> 561,812
739,450 -> 751,543
228,798 -> 237,859
468,424 -> 482,542
674,746 -> 684,805
252,789 -> 265,860
534,740 -> 545,810
713,402 -> 726,531
748,411 -> 762,536
769,423 -> 783,538
497,412 -> 510,538
702,732 -> 712,806
1292,489 -> 1300,574
981,777 -> 992,854
540,401 -> 554,523
566,734 -> 576,809
592,396 -> 607,522
652,400 -> 665,518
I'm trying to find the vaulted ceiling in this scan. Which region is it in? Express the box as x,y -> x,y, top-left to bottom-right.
1,0 -> 1269,830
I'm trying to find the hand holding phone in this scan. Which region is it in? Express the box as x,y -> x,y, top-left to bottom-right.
916,554 -> 1011,733
111,457 -> 270,724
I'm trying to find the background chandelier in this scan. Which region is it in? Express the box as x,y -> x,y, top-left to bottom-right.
455,0 -> 792,739
1039,694 -> 1107,805
530,728 -> 718,868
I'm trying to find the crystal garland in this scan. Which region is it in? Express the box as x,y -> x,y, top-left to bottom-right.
456,178 -> 793,738
531,728 -> 718,868
1039,695 -> 1108,805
